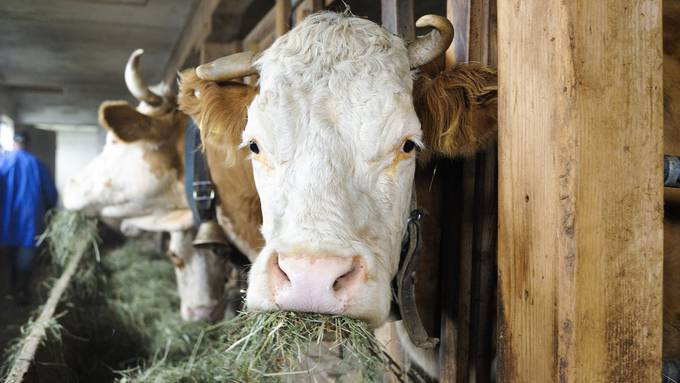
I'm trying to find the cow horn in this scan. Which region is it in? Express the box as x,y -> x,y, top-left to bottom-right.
125,49 -> 164,106
407,15 -> 454,69
196,51 -> 257,82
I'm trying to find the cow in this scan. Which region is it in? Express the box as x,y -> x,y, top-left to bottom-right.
178,12 -> 497,377
182,9 -> 680,379
62,50 -> 229,322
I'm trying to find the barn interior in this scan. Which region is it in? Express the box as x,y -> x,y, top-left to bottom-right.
0,0 -> 674,382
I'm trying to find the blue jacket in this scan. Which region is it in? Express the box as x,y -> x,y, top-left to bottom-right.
0,149 -> 58,248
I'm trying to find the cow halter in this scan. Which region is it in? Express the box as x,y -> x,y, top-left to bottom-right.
184,119 -> 249,267
392,181 -> 440,349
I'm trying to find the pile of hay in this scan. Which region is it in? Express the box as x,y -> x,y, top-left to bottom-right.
119,311 -> 391,383
3,211 -> 421,383
0,211 -> 99,381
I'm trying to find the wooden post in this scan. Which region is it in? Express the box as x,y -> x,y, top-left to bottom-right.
440,1 -> 497,382
381,0 -> 414,40
310,0 -> 323,12
295,0 -> 325,24
497,1 -> 663,382
162,0 -> 221,84
275,0 -> 291,37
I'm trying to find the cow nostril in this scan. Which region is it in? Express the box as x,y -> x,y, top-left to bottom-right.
332,261 -> 362,293
270,254 -> 291,288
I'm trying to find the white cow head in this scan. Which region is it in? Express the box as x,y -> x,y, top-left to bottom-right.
62,50 -> 186,217
168,229 -> 227,321
64,50 -> 230,323
188,12 -> 497,327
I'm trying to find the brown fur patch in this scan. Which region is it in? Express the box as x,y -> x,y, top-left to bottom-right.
413,63 -> 498,158
98,100 -> 187,179
99,101 -> 178,143
178,69 -> 257,166
142,114 -> 187,180
178,69 -> 264,255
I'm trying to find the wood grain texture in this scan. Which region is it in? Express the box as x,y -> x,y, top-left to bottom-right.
381,0 -> 414,40
275,0 -> 291,38
497,1 -> 663,381
440,1 -> 498,382
162,0 -> 220,84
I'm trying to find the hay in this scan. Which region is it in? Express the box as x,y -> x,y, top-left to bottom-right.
3,211 -> 418,383
118,311 -> 394,383
38,210 -> 100,268
1,210 -> 99,382
0,313 -> 66,380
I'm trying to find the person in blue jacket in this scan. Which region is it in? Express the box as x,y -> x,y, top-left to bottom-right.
0,130 -> 58,304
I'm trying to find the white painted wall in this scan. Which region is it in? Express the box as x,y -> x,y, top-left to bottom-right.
55,129 -> 101,203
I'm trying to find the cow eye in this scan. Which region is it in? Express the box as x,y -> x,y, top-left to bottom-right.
249,141 -> 260,154
402,139 -> 417,153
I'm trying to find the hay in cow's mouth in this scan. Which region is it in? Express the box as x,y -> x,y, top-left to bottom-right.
222,311 -> 387,381
119,311 -> 392,382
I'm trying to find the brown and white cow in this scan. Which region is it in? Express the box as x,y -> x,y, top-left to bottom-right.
62,50 -> 228,322
178,12 -> 497,376
187,11 -> 495,328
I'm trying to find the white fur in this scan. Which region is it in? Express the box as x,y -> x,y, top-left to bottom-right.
243,13 -> 422,327
63,131 -> 227,322
169,229 -> 226,322
120,209 -> 194,235
62,132 -> 186,216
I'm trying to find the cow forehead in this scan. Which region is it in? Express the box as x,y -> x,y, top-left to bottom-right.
246,89 -> 420,160
247,13 -> 420,157
256,13 -> 412,95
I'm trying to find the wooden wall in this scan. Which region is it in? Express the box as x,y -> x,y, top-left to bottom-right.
497,1 -> 663,381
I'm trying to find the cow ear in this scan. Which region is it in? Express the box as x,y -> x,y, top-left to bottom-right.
98,100 -> 169,142
178,69 -> 257,165
413,63 -> 498,158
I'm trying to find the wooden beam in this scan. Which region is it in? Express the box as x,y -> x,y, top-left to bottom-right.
497,1 -> 663,381
446,0 -> 469,65
446,0 -> 490,66
294,0 -> 324,24
201,41 -> 242,63
276,0 -> 292,37
310,0 -> 323,12
162,0 -> 221,84
244,6 -> 276,51
381,0 -> 414,40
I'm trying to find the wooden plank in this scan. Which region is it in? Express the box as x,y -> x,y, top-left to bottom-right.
243,6 -> 275,51
310,0 -> 323,12
4,240 -> 89,383
294,0 -> 324,24
446,0 -> 468,65
162,0 -> 221,84
381,0 -> 414,40
469,145 -> 497,383
438,160 -> 464,383
275,0 -> 292,37
454,158 -> 476,383
467,2 -> 496,382
202,41 -> 242,63
497,1 -> 663,381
